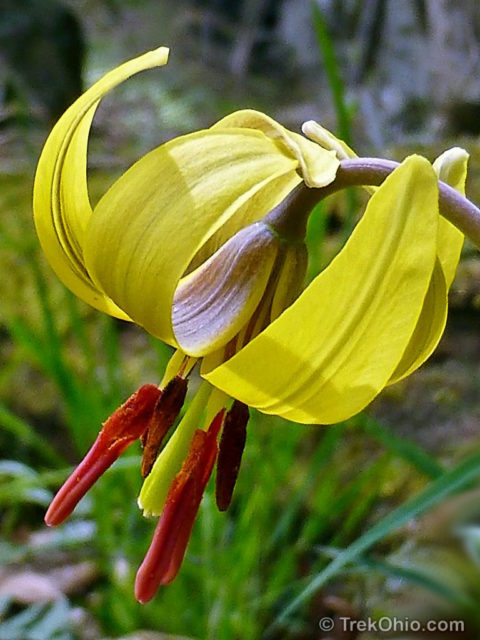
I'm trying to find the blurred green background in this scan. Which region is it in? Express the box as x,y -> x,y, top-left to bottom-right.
2,1 -> 480,639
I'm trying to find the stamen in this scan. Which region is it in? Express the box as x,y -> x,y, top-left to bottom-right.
224,335 -> 238,361
141,376 -> 188,478
177,355 -> 191,378
240,248 -> 285,347
160,350 -> 197,388
45,384 -> 161,526
138,380 -> 212,517
215,401 -> 249,511
135,409 -> 225,603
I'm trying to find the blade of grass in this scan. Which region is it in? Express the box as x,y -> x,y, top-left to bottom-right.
356,414 -> 444,479
63,291 -> 97,381
101,316 -> 125,403
26,262 -> 80,411
268,425 -> 343,550
311,3 -> 352,144
300,452 -> 390,547
267,447 -> 480,633
329,455 -> 391,548
28,262 -> 114,448
0,403 -> 64,465
7,316 -> 54,376
357,556 -> 476,610
311,2 -> 357,237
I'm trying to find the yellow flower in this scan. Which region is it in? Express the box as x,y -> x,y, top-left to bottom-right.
33,47 -> 469,602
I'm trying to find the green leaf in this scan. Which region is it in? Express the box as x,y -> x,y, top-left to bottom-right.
268,447 -> 480,631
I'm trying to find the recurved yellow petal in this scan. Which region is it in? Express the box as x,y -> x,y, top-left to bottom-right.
434,147 -> 467,287
302,125 -> 467,385
302,123 -> 467,288
388,147 -> 467,383
84,128 -> 300,346
302,120 -> 377,200
212,109 -> 339,188
205,156 -> 438,424
388,260 -> 446,383
301,119 -> 357,160
33,47 -> 169,318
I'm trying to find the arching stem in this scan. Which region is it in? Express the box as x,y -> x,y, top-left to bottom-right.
327,158 -> 480,246
265,157 -> 480,248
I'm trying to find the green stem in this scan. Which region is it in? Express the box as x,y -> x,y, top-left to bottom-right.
311,3 -> 352,145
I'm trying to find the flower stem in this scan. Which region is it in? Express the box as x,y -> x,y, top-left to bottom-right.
265,157 -> 480,249
318,157 -> 480,248
264,183 -> 323,243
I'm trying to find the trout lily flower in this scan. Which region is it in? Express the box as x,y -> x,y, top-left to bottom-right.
33,47 -> 477,603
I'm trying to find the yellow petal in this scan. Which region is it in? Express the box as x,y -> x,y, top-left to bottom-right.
301,119 -> 357,160
212,109 -> 339,188
433,147 -> 467,287
302,124 -> 467,385
270,244 -> 308,321
84,128 -> 300,346
186,171 -> 301,272
33,47 -> 169,318
173,222 -> 279,356
388,260 -> 446,383
205,156 -> 438,424
388,147 -> 467,383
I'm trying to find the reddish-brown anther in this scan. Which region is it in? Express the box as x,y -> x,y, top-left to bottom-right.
134,409 -> 225,604
45,384 -> 161,526
215,400 -> 249,511
141,376 -> 188,478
